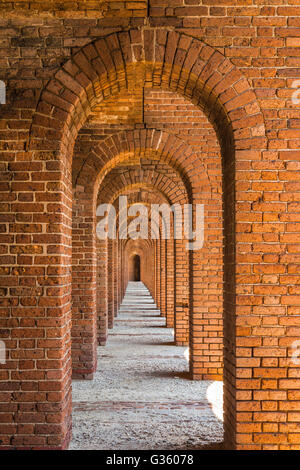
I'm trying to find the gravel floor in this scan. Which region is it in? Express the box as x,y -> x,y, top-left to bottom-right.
70,282 -> 224,450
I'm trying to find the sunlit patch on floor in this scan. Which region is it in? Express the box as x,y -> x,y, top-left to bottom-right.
206,381 -> 223,422
184,347 -> 189,362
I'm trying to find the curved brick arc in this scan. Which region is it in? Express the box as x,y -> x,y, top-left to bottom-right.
72,134 -> 193,378
85,129 -> 222,354
72,130 -> 196,377
120,238 -> 155,303
104,183 -> 177,206
74,127 -> 223,355
29,29 -> 266,159
79,139 -> 198,344
97,163 -> 189,206
12,28 -> 270,451
74,128 -> 204,200
123,238 -> 155,299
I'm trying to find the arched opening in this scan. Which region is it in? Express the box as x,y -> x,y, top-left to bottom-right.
0,0 -> 299,453
71,94 -> 224,447
132,255 -> 140,282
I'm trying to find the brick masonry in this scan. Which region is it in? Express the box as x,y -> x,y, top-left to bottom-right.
0,0 -> 299,451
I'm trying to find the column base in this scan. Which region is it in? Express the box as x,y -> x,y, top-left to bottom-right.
175,341 -> 188,346
72,367 -> 96,380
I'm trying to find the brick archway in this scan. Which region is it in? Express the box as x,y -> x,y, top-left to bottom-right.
72,133 -> 193,376
123,238 -> 154,297
113,189 -> 176,328
12,29 -> 270,450
97,187 -> 174,343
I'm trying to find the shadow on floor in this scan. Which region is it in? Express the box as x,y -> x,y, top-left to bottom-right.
138,314 -> 162,318
139,341 -> 176,346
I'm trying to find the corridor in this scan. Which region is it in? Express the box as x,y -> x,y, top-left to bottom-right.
70,282 -> 223,450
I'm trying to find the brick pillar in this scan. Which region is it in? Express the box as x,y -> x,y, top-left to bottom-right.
153,241 -> 157,301
1,155 -> 72,448
97,238 -> 108,346
156,240 -> 161,312
174,238 -> 189,346
107,239 -> 114,329
117,241 -> 121,306
72,186 -> 97,380
120,242 -> 125,301
190,195 -> 223,380
122,242 -> 128,295
148,242 -> 156,299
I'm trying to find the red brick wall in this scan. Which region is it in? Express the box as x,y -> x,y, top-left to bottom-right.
0,1 -> 299,451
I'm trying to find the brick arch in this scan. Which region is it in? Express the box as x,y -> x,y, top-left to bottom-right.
98,174 -> 187,330
97,169 -> 190,336
29,28 -> 266,163
73,130 -> 208,349
125,242 -> 153,289
96,184 -> 172,344
112,190 -> 176,324
121,232 -> 170,328
116,199 -> 169,247
122,239 -> 154,278
120,238 -> 156,302
97,168 -> 189,206
26,28 -> 268,450
97,187 -> 173,337
73,133 -> 222,361
107,183 -> 174,205
72,129 -> 202,372
74,128 -> 207,202
79,128 -> 218,351
128,252 -> 141,282
122,237 -> 153,253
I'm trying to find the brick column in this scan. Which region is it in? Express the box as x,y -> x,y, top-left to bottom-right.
174,238 -> 189,346
160,238 -> 167,317
1,155 -> 72,448
190,195 -> 223,380
107,239 -> 114,329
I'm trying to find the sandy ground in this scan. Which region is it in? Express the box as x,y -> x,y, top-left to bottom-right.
70,282 -> 224,450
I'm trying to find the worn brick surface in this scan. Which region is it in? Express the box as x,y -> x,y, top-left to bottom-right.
0,0 -> 299,451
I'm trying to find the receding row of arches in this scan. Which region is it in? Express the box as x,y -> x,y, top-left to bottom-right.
3,27 -> 288,451
64,28 -> 266,449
